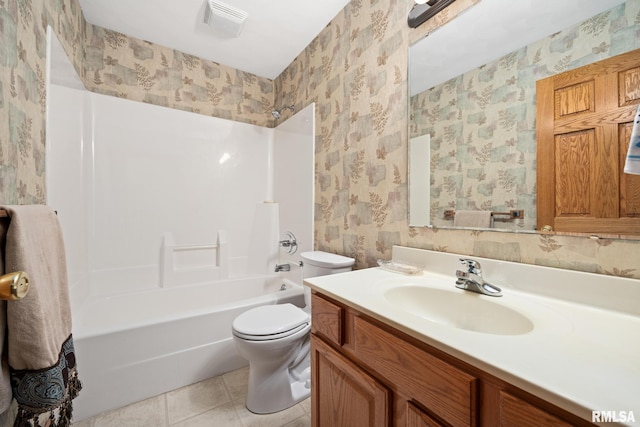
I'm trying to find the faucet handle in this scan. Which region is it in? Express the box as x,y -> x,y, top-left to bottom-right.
459,258 -> 482,275
279,231 -> 298,254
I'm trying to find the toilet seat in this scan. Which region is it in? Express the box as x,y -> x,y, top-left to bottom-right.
232,303 -> 310,341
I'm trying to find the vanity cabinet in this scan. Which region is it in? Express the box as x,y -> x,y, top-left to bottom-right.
312,337 -> 390,427
310,292 -> 593,427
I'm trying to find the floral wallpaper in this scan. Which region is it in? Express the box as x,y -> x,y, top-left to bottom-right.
2,0 -> 640,280
275,0 -> 640,278
410,3 -> 640,231
83,26 -> 273,126
1,0 -> 84,205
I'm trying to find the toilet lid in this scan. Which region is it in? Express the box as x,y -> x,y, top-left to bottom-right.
300,251 -> 355,268
232,303 -> 310,339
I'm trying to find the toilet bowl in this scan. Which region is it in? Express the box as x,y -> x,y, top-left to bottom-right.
231,250 -> 355,414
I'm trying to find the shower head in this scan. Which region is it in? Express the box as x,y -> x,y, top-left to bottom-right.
271,105 -> 295,120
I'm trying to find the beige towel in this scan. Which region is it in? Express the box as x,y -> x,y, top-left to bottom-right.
0,205 -> 81,426
453,210 -> 493,228
0,220 -> 10,413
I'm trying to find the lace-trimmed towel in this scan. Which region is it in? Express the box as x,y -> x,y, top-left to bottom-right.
0,205 -> 81,427
624,103 -> 640,175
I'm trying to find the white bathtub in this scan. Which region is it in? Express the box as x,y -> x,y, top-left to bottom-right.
71,275 -> 305,421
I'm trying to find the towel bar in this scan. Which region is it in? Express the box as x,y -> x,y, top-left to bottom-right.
0,271 -> 30,300
444,209 -> 524,220
0,208 -> 56,218
0,209 -> 30,300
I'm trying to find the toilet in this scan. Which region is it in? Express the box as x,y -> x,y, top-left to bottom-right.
231,251 -> 355,414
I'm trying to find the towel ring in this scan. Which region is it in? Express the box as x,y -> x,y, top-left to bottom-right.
0,271 -> 30,300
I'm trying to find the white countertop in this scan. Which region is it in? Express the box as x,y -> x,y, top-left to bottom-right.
304,246 -> 640,426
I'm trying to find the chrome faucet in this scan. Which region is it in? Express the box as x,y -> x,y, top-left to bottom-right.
275,263 -> 291,272
279,231 -> 298,254
274,261 -> 303,273
455,258 -> 502,297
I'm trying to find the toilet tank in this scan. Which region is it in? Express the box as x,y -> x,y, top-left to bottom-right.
300,251 -> 355,313
300,251 -> 355,279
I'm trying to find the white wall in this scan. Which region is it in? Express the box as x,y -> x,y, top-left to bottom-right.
47,89 -> 315,302
274,104 -> 315,265
46,29 -> 314,302
89,93 -> 271,289
48,90 -> 280,297
45,28 -> 89,302
46,85 -> 89,300
409,134 -> 430,227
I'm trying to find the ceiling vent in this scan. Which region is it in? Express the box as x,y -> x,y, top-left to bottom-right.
204,0 -> 248,37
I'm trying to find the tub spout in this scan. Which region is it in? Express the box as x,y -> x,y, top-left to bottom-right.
275,261 -> 303,272
275,263 -> 291,272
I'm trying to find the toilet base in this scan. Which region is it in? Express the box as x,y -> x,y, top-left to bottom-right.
234,325 -> 311,414
246,366 -> 311,414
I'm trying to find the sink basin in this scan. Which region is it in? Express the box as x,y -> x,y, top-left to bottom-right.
384,285 -> 534,335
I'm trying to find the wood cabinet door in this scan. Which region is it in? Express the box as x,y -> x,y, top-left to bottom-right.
311,335 -> 390,427
406,402 -> 446,427
536,48 -> 640,234
352,315 -> 476,427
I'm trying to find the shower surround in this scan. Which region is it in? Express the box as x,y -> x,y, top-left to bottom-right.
46,38 -> 314,418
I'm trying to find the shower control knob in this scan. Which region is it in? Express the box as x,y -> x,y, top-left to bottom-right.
278,231 -> 298,254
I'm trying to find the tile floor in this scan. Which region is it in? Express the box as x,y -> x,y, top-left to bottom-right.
70,367 -> 311,427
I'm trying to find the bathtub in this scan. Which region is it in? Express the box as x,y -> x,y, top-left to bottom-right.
71,275 -> 305,421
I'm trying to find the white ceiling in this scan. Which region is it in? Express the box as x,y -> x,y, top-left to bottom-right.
410,0 -> 627,95
78,0 -> 351,80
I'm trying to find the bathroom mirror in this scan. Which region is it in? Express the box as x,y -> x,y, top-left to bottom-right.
408,0 -> 634,233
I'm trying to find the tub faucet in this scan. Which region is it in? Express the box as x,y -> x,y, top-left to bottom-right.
455,258 -> 502,297
274,261 -> 302,273
279,231 -> 298,254
275,263 -> 291,272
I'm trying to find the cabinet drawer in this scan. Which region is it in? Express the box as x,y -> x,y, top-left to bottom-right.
499,391 -> 574,427
353,316 -> 477,427
311,293 -> 344,346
